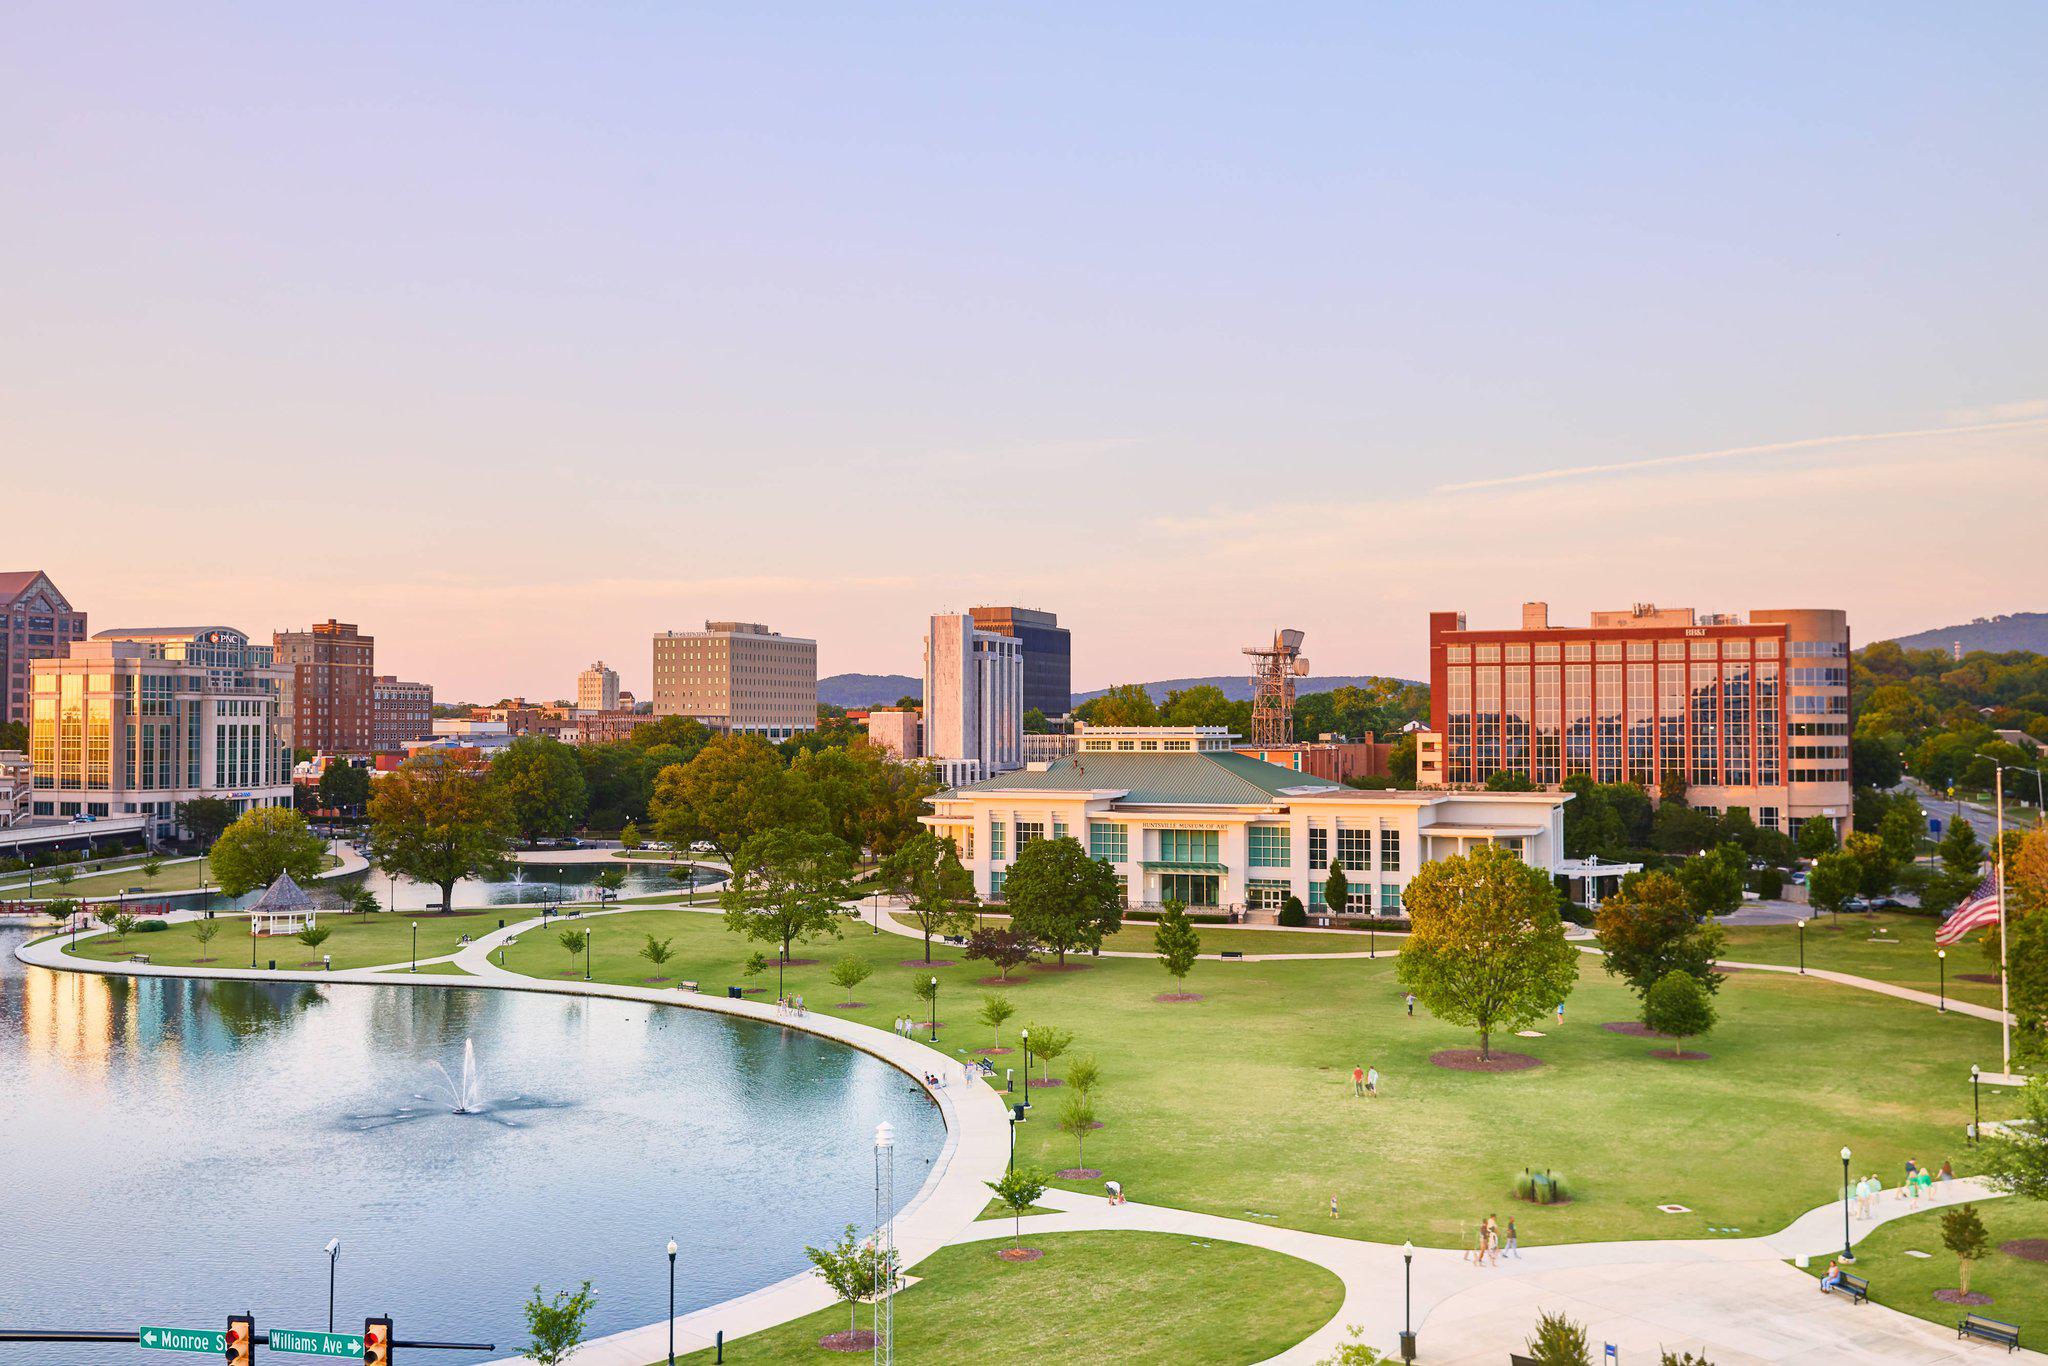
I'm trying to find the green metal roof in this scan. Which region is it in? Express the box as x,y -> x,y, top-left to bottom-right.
942,751 -> 1341,807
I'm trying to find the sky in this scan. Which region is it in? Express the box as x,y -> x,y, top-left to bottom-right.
5,4 -> 2044,700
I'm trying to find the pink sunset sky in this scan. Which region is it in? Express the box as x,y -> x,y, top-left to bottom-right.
5,7 -> 2043,700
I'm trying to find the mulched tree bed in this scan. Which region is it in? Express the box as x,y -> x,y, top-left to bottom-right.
1430,1049 -> 1544,1073
1155,992 -> 1207,1003
776,958 -> 822,968
1933,1289 -> 1995,1306
835,1001 -> 867,1010
1959,973 -> 2003,985
817,1329 -> 876,1352
1057,1167 -> 1103,1179
996,1248 -> 1043,1262
641,976 -> 672,983
1649,1048 -> 1711,1061
976,975 -> 1031,986
2001,1239 -> 2048,1262
1602,1021 -> 1672,1038
1031,962 -> 1093,973
1028,1077 -> 1065,1089
901,959 -> 958,968
977,1046 -> 1014,1054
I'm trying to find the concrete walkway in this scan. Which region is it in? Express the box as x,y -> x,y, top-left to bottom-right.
956,1178 -> 2038,1365
870,899 -> 1404,963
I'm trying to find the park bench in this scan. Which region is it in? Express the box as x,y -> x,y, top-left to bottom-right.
127,953 -> 151,964
1958,1312 -> 2020,1351
1823,1270 -> 1870,1304
1220,950 -> 1244,959
678,980 -> 698,993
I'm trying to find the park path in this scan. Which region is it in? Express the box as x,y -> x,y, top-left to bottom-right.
961,1178 -> 2039,1365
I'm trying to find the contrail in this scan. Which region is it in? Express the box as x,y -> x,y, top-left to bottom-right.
1433,414 -> 2048,494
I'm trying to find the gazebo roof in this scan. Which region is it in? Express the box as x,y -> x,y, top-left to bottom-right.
248,871 -> 314,914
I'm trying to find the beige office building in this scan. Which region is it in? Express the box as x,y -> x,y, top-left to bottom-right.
651,622 -> 816,741
577,660 -> 621,713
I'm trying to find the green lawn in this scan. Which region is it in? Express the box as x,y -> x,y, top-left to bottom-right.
1800,1197 -> 2048,1343
1719,913 -> 2002,1008
492,907 -> 2011,1247
1,853 -> 342,901
666,1231 -> 1344,1366
62,910 -> 500,972
892,912 -> 1400,957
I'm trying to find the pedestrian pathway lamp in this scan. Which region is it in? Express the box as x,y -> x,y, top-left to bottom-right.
1971,1064 -> 1981,1145
1021,1029 -> 1032,1110
1400,1240 -> 1415,1361
1840,1147 -> 1854,1262
1938,948 -> 1947,1012
666,1238 -> 678,1365
324,1238 -> 340,1331
1797,918 -> 1804,975
411,921 -> 418,972
929,976 -> 939,1042
586,928 -> 594,980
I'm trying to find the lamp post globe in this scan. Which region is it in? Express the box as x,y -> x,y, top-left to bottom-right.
1400,1239 -> 1416,1361
666,1239 -> 679,1365
1839,1146 -> 1854,1262
929,975 -> 939,1042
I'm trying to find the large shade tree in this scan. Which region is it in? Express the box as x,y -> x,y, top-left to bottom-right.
489,736 -> 589,841
207,807 -> 328,897
649,734 -> 821,865
1002,836 -> 1124,965
880,831 -> 977,963
719,826 -> 854,962
1593,870 -> 1725,1000
1396,844 -> 1579,1060
368,751 -> 515,911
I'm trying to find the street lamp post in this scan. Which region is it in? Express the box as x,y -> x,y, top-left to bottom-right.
1840,1146 -> 1854,1262
1972,1064 -> 1981,1145
586,928 -> 593,981
411,920 -> 418,972
1797,918 -> 1805,975
1400,1240 -> 1415,1362
666,1239 -> 678,1366
1021,1029 -> 1032,1110
1937,949 -> 1947,1013
324,1238 -> 340,1331
929,976 -> 938,1043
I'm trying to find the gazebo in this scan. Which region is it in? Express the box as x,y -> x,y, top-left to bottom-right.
247,871 -> 318,937
1555,855 -> 1644,909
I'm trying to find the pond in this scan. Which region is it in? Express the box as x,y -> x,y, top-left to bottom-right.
0,926 -> 946,1363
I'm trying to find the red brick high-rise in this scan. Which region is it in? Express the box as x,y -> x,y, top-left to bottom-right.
273,619 -> 375,754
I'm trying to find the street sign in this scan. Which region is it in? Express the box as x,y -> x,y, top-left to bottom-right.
138,1325 -> 226,1353
269,1327 -> 365,1356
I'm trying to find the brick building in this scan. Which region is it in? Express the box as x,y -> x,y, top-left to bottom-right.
0,570 -> 88,730
273,619 -> 375,754
371,676 -> 434,750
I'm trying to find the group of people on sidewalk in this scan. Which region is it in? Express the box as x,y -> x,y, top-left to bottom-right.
774,995 -> 806,1018
1461,1214 -> 1520,1265
1850,1158 -> 1956,1218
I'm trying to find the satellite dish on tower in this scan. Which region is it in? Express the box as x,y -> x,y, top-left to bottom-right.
1293,657 -> 1311,676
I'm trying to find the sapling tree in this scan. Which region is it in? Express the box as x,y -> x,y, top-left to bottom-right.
913,975 -> 939,1029
558,927 -> 590,959
804,1223 -> 892,1338
1941,1202 -> 1992,1297
1057,1093 -> 1098,1169
1064,1055 -> 1100,1097
978,993 -> 1016,1050
985,1166 -> 1049,1251
639,935 -> 675,973
1025,1024 -> 1073,1084
1153,898 -> 1201,986
1642,971 -> 1716,1056
1525,1310 -> 1590,1366
296,924 -> 333,949
829,954 -> 873,1005
519,1281 -> 596,1366
192,917 -> 222,959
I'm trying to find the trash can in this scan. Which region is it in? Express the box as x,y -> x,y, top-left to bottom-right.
727,986 -> 743,1000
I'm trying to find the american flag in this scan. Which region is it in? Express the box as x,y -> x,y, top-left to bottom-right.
1935,871 -> 2001,946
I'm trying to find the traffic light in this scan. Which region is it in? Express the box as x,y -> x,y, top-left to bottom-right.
224,1314 -> 254,1366
363,1316 -> 392,1364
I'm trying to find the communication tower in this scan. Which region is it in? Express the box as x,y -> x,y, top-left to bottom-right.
1244,628 -> 1309,746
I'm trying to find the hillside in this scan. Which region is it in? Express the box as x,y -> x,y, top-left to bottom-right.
819,673 -> 921,709
1886,612 -> 2048,656
1074,674 -> 1422,704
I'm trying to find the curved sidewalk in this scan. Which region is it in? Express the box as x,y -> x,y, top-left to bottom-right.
958,1178 -> 2037,1365
14,913 -> 1012,1366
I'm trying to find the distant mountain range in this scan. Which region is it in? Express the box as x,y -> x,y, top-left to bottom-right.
1886,613 -> 2048,656
819,671 -> 1422,711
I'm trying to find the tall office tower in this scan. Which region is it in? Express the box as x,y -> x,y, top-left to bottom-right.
0,570 -> 88,729
968,606 -> 1070,718
924,613 -> 1023,784
650,622 -> 817,741
578,660 -> 620,713
272,619 -> 376,753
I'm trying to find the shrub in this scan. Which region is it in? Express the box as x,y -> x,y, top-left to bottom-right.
1755,867 -> 1784,899
1277,895 -> 1307,927
1525,1310 -> 1590,1365
1513,1170 -> 1534,1201
136,919 -> 169,933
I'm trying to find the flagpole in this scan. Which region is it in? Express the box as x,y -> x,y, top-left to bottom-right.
1997,766 -> 2010,1077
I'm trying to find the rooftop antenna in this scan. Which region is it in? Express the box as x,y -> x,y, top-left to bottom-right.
1244,628 -> 1309,746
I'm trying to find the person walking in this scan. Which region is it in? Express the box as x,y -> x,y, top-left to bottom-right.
1366,1065 -> 1380,1098
1503,1217 -> 1521,1259
1330,1193 -> 1339,1220
1485,1214 -> 1500,1267
1352,1064 -> 1365,1097
1555,1001 -> 1565,1027
1405,992 -> 1415,1018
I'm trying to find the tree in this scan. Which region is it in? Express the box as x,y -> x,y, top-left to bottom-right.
490,737 -> 589,842
53,865 -> 74,888
1277,894 -> 1307,927
913,975 -> 939,1028
140,855 -> 163,883
519,1281 -> 596,1366
1395,845 -> 1579,1060
1064,1055 -> 1100,1097
317,761 -> 371,816
978,993 -> 1016,1050
985,1166 -> 1048,1250
639,935 -> 675,974
1878,796 -> 1926,866
177,797 -> 237,848
720,828 -> 853,963
1674,845 -> 1746,919
349,885 -> 381,917
1077,684 -> 1158,727
109,912 -> 138,941
1324,860 -> 1350,917
368,752 -> 514,911
648,734 -> 820,865
1314,1325 -> 1391,1365
881,832 -> 976,963
619,820 -> 643,850
1057,1093 -> 1098,1169
805,1223 -> 892,1338
1024,1023 -> 1073,1084
1484,769 -> 1537,791
1003,837 -> 1123,965
1525,1310 -> 1591,1366
296,924 -> 333,950
1153,899 -> 1201,984
1843,831 -> 1897,897
192,917 -> 222,959
1931,816 -> 1988,909
1807,850 -> 1861,917
795,739 -> 937,861
592,867 -> 626,900
1797,816 -> 1838,858
208,808 -> 328,897
1023,707 -> 1048,734
558,927 -> 589,960
1981,1076 -> 2048,1201
1593,871 -> 1726,999
1642,970 -> 1715,1054
1941,1203 -> 1993,1297
829,954 -> 873,1005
